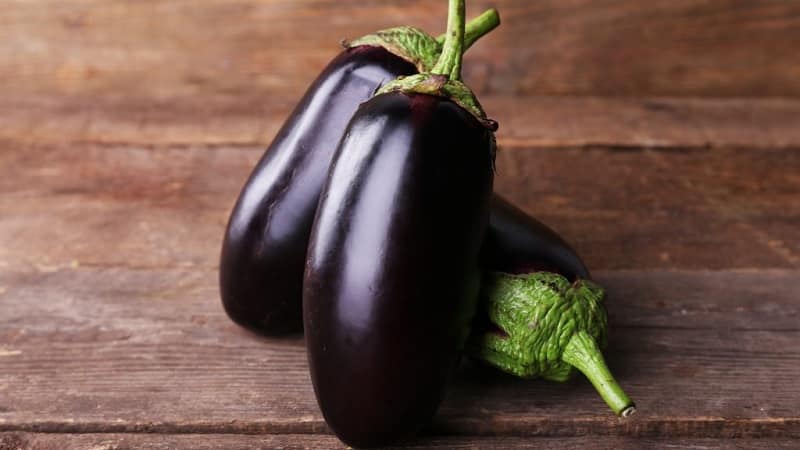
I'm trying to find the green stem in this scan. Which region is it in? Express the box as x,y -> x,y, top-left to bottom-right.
437,8 -> 499,50
431,0 -> 466,80
562,330 -> 637,417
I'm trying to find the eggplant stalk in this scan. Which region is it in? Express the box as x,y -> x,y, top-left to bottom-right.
563,330 -> 636,417
438,8 -> 500,49
470,272 -> 636,417
432,0 -> 466,79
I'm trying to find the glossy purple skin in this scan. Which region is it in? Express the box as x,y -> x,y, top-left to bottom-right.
219,46 -> 417,335
484,196 -> 590,280
303,92 -> 495,447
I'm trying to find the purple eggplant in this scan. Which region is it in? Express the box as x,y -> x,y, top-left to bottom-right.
303,2 -> 496,446
219,11 -> 500,335
484,196 -> 590,280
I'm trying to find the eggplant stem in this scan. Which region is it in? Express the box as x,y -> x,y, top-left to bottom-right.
431,0 -> 465,80
437,8 -> 499,50
561,330 -> 636,417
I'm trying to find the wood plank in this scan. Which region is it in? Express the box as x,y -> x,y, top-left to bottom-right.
2,1 -> 800,98
495,145 -> 800,271
3,94 -> 800,150
1,141 -> 797,272
600,271 -> 800,331
2,433 -> 798,450
0,268 -> 798,438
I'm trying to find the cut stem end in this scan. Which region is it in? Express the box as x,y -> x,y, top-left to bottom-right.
562,330 -> 635,417
621,406 -> 637,418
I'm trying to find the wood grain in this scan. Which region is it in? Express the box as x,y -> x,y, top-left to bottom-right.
2,1 -> 797,447
2,139 -> 798,273
2,433 -> 799,450
2,1 -> 800,98
3,94 -> 800,149
0,268 -> 798,438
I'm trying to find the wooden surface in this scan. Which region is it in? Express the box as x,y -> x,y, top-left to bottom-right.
1,268 -> 799,438
3,0 -> 800,98
5,434 -> 800,450
2,1 -> 799,448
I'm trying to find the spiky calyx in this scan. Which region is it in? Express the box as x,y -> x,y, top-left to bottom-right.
472,273 -> 606,380
470,272 -> 635,417
374,0 -> 496,130
346,9 -> 500,73
377,74 -> 496,130
347,26 -> 442,73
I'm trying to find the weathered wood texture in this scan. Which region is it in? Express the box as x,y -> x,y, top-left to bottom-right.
3,433 -> 799,450
1,268 -> 798,439
2,0 -> 800,98
1,138 -> 798,274
4,94 -> 800,150
2,1 -> 799,447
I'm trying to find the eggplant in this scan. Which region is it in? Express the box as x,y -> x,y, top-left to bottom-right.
484,196 -> 590,280
219,10 -> 500,335
303,2 -> 495,445
473,201 -> 634,417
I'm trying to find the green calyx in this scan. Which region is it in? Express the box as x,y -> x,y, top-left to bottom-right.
347,26 -> 441,73
470,272 -> 636,417
377,74 -> 496,129
375,0 -> 495,129
346,9 -> 499,73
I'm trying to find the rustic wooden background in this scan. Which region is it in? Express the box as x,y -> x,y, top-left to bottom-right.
1,1 -> 799,448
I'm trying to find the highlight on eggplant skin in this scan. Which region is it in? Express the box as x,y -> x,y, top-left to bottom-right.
216,6 -> 593,339
219,46 -> 417,335
217,9 -> 503,336
303,92 -> 495,448
483,196 -> 591,281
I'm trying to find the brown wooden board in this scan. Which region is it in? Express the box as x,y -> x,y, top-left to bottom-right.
1,139 -> 798,273
2,1 -> 800,98
0,268 -> 798,439
2,433 -> 799,450
3,1 -> 798,447
3,94 -> 800,150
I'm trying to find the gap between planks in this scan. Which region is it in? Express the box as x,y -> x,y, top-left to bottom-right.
2,95 -> 800,150
1,418 -> 799,439
0,269 -> 799,438
1,144 -> 799,272
3,433 -> 799,450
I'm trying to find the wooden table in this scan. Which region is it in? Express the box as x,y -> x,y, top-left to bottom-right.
2,1 -> 799,448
